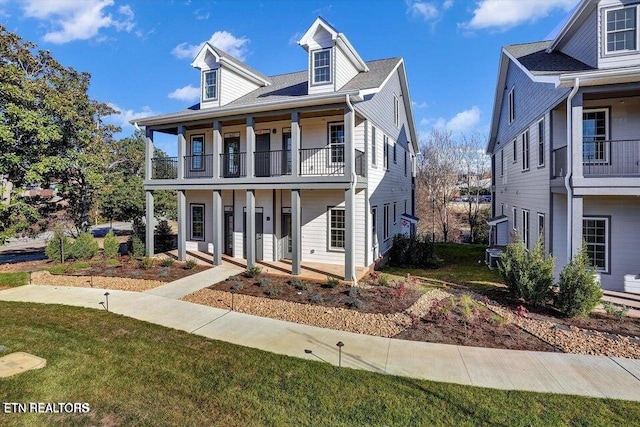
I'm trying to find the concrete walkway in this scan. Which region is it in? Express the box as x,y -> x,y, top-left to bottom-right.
1,284 -> 640,401
144,265 -> 242,299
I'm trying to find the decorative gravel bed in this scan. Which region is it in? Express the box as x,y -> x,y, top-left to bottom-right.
31,271 -> 163,291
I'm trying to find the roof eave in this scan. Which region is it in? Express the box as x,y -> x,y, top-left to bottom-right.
558,66 -> 640,87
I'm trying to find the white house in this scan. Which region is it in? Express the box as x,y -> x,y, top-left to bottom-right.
134,17 -> 418,281
487,0 -> 640,291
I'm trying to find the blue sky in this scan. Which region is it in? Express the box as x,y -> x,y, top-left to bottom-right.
0,0 -> 579,155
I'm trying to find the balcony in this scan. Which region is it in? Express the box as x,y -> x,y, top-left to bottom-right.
184,155 -> 214,178
220,152 -> 247,178
552,146 -> 567,178
299,145 -> 365,176
254,150 -> 292,177
583,140 -> 640,176
151,157 -> 178,179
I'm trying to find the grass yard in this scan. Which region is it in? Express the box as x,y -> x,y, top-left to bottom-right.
0,272 -> 29,288
1,301 -> 639,426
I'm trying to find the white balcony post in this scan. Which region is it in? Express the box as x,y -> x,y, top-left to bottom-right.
145,128 -> 154,181
570,195 -> 584,260
177,190 -> 186,261
145,191 -> 154,257
344,187 -> 356,282
213,190 -> 222,265
291,189 -> 302,275
177,125 -> 186,180
291,111 -> 300,177
246,117 -> 255,177
245,190 -> 256,267
213,120 -> 222,178
571,93 -> 583,179
344,106 -> 354,178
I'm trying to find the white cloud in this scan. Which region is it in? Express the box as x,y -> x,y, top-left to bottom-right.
168,85 -> 200,102
461,0 -> 577,32
21,0 -> 135,44
172,31 -> 250,61
104,103 -> 159,131
407,1 -> 439,21
443,0 -> 453,9
422,106 -> 481,134
412,100 -> 428,109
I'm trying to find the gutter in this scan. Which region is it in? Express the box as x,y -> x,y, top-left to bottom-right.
345,94 -> 358,285
565,77 -> 580,263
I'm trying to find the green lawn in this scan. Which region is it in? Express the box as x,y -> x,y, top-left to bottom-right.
0,272 -> 29,287
1,302 -> 638,426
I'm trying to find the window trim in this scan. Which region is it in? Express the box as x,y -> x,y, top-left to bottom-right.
393,141 -> 397,164
500,149 -> 504,177
582,216 -> 610,274
508,87 -> 515,124
521,130 -> 530,172
190,134 -> 205,171
371,206 -> 378,249
203,69 -> 218,101
190,204 -> 205,241
311,48 -> 332,85
537,212 -> 545,249
393,202 -> 397,224
393,94 -> 399,127
327,122 -> 345,164
603,5 -> 638,56
512,138 -> 517,163
404,150 -> 408,176
383,135 -> 389,170
522,209 -> 530,249
327,206 -> 346,252
537,118 -> 545,167
512,206 -> 517,231
582,108 -> 610,164
383,204 -> 390,241
371,126 -> 377,167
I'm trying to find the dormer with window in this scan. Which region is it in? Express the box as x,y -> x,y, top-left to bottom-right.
597,1 -> 640,69
298,17 -> 369,95
191,43 -> 271,108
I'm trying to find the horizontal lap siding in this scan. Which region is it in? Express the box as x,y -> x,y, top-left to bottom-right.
598,1 -> 640,69
335,46 -> 359,90
559,7 -> 597,68
220,68 -> 260,106
552,193 -> 568,281
300,189 -> 346,265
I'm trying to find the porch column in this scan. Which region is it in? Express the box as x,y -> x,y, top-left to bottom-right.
570,92 -> 583,179
570,195 -> 584,262
345,186 -> 356,282
145,191 -> 154,257
245,190 -> 256,267
212,190 -> 222,265
246,117 -> 255,177
344,106 -> 355,178
291,111 -> 300,177
213,120 -> 222,178
145,128 -> 154,181
291,189 -> 302,275
177,190 -> 186,261
177,125 -> 186,180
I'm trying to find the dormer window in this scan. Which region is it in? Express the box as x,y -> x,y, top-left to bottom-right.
605,6 -> 636,53
313,49 -> 331,84
203,69 -> 218,100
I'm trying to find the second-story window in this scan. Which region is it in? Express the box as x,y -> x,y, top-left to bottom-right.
583,109 -> 608,163
313,49 -> 331,84
394,95 -> 399,127
606,6 -> 636,53
508,87 -> 515,123
329,122 -> 344,163
203,70 -> 218,101
538,118 -> 545,167
383,136 -> 389,170
371,126 -> 377,166
191,135 -> 204,170
521,130 -> 530,171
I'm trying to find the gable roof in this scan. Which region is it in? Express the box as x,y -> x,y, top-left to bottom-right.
546,0 -> 596,54
505,41 -> 593,75
191,43 -> 271,86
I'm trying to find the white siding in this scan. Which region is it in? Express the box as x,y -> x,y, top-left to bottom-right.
300,189 -> 346,265
184,190 -> 214,252
559,6 -> 597,68
597,0 -> 640,69
219,67 -> 261,106
552,193 -> 568,281
335,44 -> 359,90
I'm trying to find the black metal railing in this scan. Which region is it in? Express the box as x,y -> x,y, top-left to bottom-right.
355,149 -> 365,177
219,152 -> 246,178
299,145 -> 365,176
151,157 -> 178,179
184,154 -> 214,178
254,150 -> 292,177
583,140 -> 640,176
552,146 -> 567,178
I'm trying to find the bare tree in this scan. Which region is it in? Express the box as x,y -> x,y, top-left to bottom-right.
459,133 -> 490,243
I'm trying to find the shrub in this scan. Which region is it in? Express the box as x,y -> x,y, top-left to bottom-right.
127,235 -> 145,258
184,259 -> 198,270
378,273 -> 390,287
132,217 -> 146,241
102,231 -> 119,259
243,266 -> 262,278
498,238 -> 554,307
45,226 -> 72,262
266,286 -> 282,297
287,278 -> 302,288
69,232 -> 99,260
139,256 -> 154,270
160,257 -> 175,268
389,234 -> 435,268
309,293 -> 324,304
258,278 -> 272,288
346,298 -> 365,309
230,282 -> 243,293
555,243 -> 603,318
294,281 -> 309,291
159,267 -> 169,279
326,276 -> 340,288
155,219 -> 175,252
348,287 -> 361,298
394,281 -> 406,298
602,301 -> 629,320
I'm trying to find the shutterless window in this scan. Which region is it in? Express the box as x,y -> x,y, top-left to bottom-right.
512,138 -> 517,162
329,208 -> 345,250
606,7 -> 636,53
313,49 -> 331,84
537,213 -> 545,249
522,131 -> 530,171
538,119 -> 545,167
191,204 -> 205,241
371,207 -> 377,243
522,210 -> 530,249
404,151 -> 407,176
500,150 -> 504,177
383,136 -> 389,170
191,135 -> 204,170
583,109 -> 608,163
512,207 -> 517,231
203,70 -> 217,100
508,88 -> 515,123
383,204 -> 390,240
393,142 -> 397,163
371,126 -> 377,166
583,218 -> 608,272
393,95 -> 399,127
329,123 -> 345,163
393,202 -> 397,224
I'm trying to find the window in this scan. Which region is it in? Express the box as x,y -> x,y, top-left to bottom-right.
329,123 -> 345,163
404,199 -> 407,214
500,150 -> 504,177
522,209 -> 530,249
393,202 -> 397,224
191,204 -> 205,241
521,130 -> 530,171
508,88 -> 515,123
501,203 -> 505,216
203,70 -> 218,100
583,109 -> 608,163
404,151 -> 407,176
191,135 -> 204,170
393,142 -> 397,163
371,126 -> 377,166
583,217 -> 609,272
512,206 -> 517,231
537,213 -> 545,249
371,207 -> 377,242
329,208 -> 345,250
538,119 -> 545,167
512,138 -> 517,162
606,7 -> 636,53
313,49 -> 331,84
393,95 -> 399,127
383,204 -> 390,241
383,136 -> 389,170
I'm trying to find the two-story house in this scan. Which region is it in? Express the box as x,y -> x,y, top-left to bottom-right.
133,18 -> 418,282
487,0 -> 640,292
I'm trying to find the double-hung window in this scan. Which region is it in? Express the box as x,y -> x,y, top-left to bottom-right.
522,209 -> 530,249
191,204 -> 205,241
383,204 -> 390,241
329,208 -> 345,250
521,130 -> 530,171
537,213 -> 545,249
191,135 -> 204,170
606,7 -> 636,53
313,49 -> 331,84
538,119 -> 545,167
383,136 -> 389,170
371,126 -> 377,166
393,95 -> 399,127
203,70 -> 217,101
583,217 -> 609,272
329,123 -> 345,164
583,109 -> 608,163
508,88 -> 515,123
512,206 -> 517,231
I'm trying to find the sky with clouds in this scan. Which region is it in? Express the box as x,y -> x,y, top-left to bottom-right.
0,0 -> 580,154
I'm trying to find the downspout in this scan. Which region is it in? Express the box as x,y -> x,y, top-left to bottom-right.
565,78 -> 580,263
345,94 -> 358,285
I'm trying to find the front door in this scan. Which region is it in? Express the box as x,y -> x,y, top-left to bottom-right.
223,137 -> 240,177
224,211 -> 233,256
281,212 -> 292,259
243,210 -> 264,261
255,133 -> 271,177
282,130 -> 292,175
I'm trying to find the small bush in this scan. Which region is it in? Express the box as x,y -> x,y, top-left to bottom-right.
139,256 -> 154,270
131,270 -> 142,279
155,219 -> 175,252
348,287 -> 361,298
498,238 -> 554,307
258,278 -> 272,288
555,243 -> 603,318
102,231 -> 119,259
184,259 -> 198,270
69,232 -> 99,260
378,273 -> 390,287
309,293 -> 324,304
394,281 -> 406,298
389,234 -> 435,268
160,257 -> 175,268
266,286 -> 282,297
128,235 -> 145,258
491,314 -> 509,326
602,301 -> 629,320
159,267 -> 169,279
230,282 -> 243,293
45,227 -> 72,262
326,276 -> 340,288
346,298 -> 365,309
244,266 -> 262,278
288,278 -> 302,288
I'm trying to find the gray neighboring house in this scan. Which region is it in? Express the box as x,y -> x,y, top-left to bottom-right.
487,0 -> 640,292
133,17 -> 418,281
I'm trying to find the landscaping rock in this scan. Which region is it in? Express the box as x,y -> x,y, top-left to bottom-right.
31,271 -> 163,291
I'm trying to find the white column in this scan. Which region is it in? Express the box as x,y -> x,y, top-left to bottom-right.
245,190 -> 256,267
177,190 -> 186,261
246,117 -> 255,177
291,189 -> 302,275
571,93 -> 583,179
344,187 -> 356,282
344,106 -> 355,178
291,112 -> 300,177
570,195 -> 584,261
177,125 -> 186,180
213,190 -> 222,265
145,191 -> 154,257
145,128 -> 154,181
213,120 -> 222,178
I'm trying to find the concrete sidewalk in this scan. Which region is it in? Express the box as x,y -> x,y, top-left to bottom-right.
1,284 -> 639,401
144,265 -> 242,299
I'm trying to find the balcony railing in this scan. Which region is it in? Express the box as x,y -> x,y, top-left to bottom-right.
220,152 -> 247,178
151,157 -> 178,179
299,145 -> 365,176
184,154 -> 214,178
583,140 -> 640,176
552,146 -> 567,178
254,150 -> 292,177
355,149 -> 365,177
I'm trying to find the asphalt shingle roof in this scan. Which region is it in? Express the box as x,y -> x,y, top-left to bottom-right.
505,41 -> 594,75
210,44 -> 272,84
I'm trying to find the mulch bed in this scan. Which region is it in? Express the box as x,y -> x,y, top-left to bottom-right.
61,258 -> 211,282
